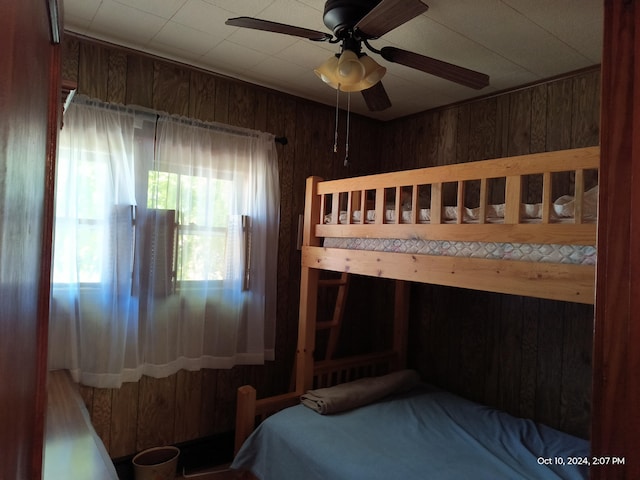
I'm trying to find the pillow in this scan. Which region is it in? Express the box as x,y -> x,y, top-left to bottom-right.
300,369 -> 421,414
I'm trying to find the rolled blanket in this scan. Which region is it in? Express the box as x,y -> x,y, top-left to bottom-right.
300,369 -> 421,414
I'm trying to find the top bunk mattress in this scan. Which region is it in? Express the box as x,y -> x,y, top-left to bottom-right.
232,385 -> 589,480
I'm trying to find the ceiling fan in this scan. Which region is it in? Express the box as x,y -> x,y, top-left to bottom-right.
226,0 -> 490,112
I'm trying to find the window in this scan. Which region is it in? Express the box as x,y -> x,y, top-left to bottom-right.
49,100 -> 279,389
147,170 -> 233,283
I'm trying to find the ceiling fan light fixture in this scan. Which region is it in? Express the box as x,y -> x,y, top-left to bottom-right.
336,49 -> 365,85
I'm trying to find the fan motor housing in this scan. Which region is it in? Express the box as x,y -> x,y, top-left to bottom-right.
323,0 -> 382,37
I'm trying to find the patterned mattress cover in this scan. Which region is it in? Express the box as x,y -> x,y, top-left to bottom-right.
322,237 -> 596,265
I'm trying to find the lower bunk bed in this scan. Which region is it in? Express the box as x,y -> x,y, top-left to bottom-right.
232,146 -> 599,480
232,371 -> 589,480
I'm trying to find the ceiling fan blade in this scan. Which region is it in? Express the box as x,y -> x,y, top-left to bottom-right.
355,0 -> 429,39
380,46 -> 489,89
226,17 -> 332,42
361,82 -> 392,111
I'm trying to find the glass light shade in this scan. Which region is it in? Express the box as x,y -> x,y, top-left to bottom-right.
314,52 -> 387,92
313,56 -> 340,89
336,50 -> 365,85
339,55 -> 387,92
359,55 -> 386,86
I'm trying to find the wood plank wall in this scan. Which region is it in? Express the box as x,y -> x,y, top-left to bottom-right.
61,32 -> 599,457
60,34 -> 382,459
380,67 -> 600,439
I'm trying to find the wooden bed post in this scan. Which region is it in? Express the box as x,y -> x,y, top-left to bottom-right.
295,176 -> 323,393
235,385 -> 257,455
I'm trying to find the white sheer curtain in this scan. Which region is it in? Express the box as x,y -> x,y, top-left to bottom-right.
49,99 -> 279,388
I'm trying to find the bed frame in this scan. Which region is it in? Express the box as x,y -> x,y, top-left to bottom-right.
234,146 -> 600,455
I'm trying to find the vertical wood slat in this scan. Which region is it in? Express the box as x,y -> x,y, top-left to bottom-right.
541,172 -> 552,224
394,186 -> 402,224
331,192 -> 340,225
504,176 -> 522,224
573,169 -> 584,224
430,183 -> 443,224
375,187 -> 385,224
346,191 -> 353,225
456,180 -> 465,224
478,178 -> 488,224
410,185 -> 419,224
359,189 -> 367,224
319,194 -> 327,226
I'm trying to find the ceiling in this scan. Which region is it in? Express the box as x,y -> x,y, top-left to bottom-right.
63,0 -> 603,121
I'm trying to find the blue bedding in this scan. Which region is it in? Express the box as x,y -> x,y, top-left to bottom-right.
232,385 -> 589,480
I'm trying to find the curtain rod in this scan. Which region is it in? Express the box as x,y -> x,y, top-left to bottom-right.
71,95 -> 287,146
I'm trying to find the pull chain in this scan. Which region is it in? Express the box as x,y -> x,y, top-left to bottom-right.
333,85 -> 340,153
344,91 -> 351,167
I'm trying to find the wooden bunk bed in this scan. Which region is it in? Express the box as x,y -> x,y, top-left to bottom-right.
232,146 -> 599,480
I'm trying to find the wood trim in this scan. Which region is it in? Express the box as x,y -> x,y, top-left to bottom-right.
302,246 -> 595,304
35,33 -> 62,479
316,222 -> 597,245
316,147 -> 599,192
591,1 -> 640,478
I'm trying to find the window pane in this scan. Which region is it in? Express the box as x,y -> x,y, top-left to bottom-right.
76,224 -> 105,282
54,155 -> 110,284
52,223 -> 104,283
148,170 -> 178,209
77,158 -> 109,220
209,178 -> 232,228
180,175 -> 208,225
178,231 -> 227,281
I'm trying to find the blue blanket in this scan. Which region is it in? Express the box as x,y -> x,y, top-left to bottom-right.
232,386 -> 589,480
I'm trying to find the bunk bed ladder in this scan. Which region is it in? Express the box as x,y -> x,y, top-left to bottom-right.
316,272 -> 350,360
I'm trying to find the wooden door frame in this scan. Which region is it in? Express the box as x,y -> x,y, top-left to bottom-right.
591,1 -> 640,479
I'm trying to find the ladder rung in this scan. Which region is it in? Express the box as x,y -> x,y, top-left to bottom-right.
316,320 -> 339,330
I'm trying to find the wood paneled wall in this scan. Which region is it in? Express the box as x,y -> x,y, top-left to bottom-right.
60,34 -> 382,458
380,67 -> 600,439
